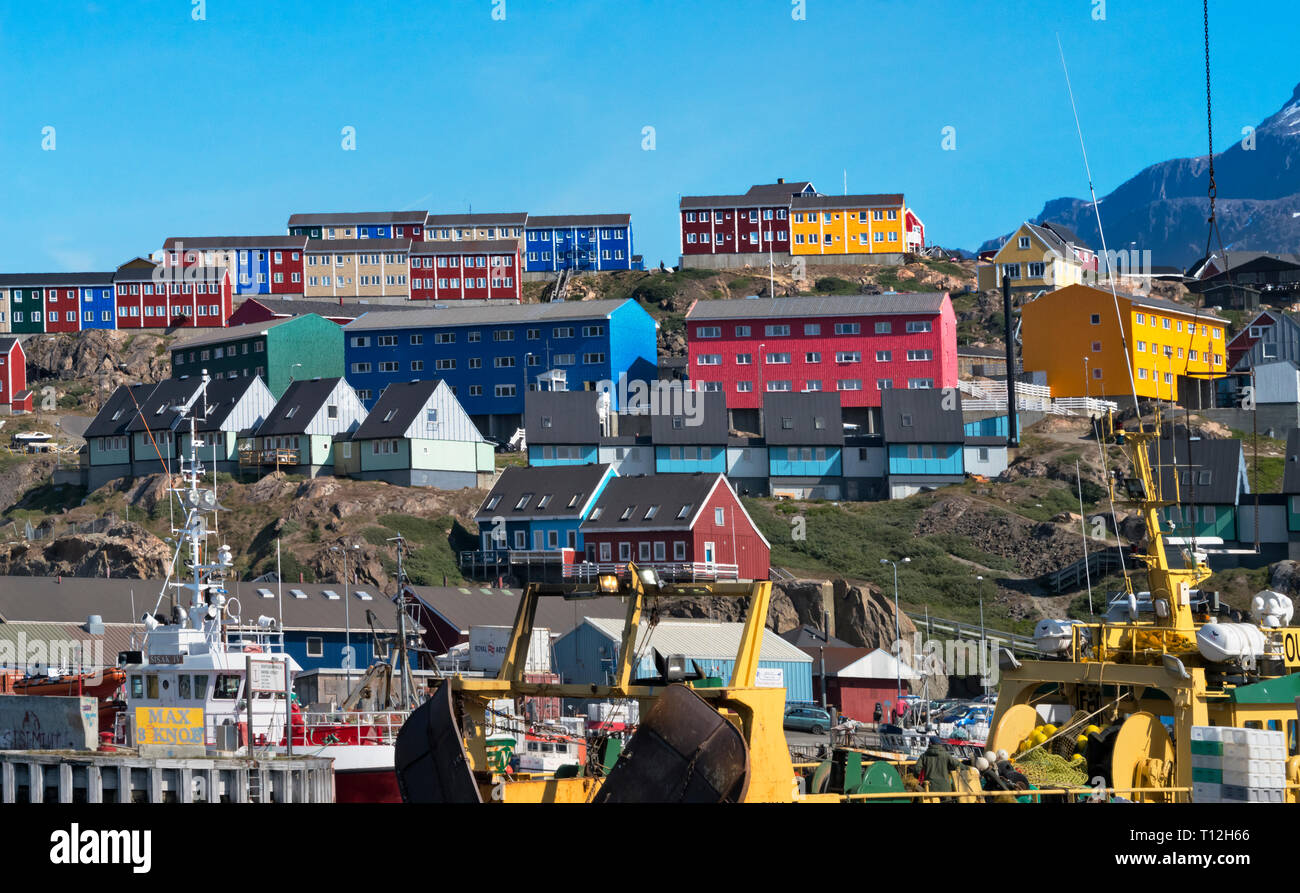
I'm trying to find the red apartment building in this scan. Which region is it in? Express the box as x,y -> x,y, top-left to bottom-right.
684,293 -> 958,410
679,179 -> 814,257
162,236 -> 308,295
113,258 -> 232,329
408,240 -> 522,301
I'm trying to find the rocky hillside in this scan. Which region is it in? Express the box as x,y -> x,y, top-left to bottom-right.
24,329 -> 174,413
982,82 -> 1300,268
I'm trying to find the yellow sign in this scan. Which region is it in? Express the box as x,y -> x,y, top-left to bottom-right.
1283,630 -> 1300,669
134,707 -> 205,747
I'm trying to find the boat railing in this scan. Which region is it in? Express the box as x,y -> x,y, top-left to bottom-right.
295,709 -> 408,746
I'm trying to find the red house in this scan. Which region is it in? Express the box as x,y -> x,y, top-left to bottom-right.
679,179 -> 814,257
0,338 -> 27,413
408,239 -> 521,301
579,473 -> 770,582
684,292 -> 958,411
114,258 -> 232,329
42,284 -> 82,333
227,297 -> 358,327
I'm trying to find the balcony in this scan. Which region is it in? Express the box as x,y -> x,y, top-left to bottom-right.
238,447 -> 301,468
458,549 -> 743,583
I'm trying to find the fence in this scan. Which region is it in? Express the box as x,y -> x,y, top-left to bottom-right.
1,514 -> 119,542
959,380 -> 1117,417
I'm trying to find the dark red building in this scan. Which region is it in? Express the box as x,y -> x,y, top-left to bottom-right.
161,236 -> 308,296
579,472 -> 770,582
113,257 -> 232,329
408,239 -> 521,301
679,179 -> 813,257
0,337 -> 27,413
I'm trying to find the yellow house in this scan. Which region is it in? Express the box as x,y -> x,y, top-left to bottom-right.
0,289 -> 9,333
304,239 -> 410,299
977,221 -> 1096,292
1020,283 -> 1228,401
788,193 -> 923,255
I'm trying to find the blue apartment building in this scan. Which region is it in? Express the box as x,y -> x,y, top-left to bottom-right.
343,298 -> 658,439
524,215 -> 634,272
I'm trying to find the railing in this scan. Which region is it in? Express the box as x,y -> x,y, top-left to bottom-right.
904,610 -> 1037,654
566,560 -> 742,583
1042,546 -> 1132,594
239,448 -> 301,467
295,709 -> 407,747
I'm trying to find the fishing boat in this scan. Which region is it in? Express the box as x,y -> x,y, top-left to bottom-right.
985,411 -> 1300,802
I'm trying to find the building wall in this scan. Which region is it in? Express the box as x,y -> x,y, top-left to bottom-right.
974,224 -> 1083,291
596,444 -> 654,476
963,444 -> 1008,477
524,224 -> 633,272
9,287 -> 45,334
1021,285 -> 1228,400
789,203 -> 908,256
0,289 -> 9,333
654,445 -> 727,474
304,249 -> 409,298
686,297 -> 957,409
266,316 -> 346,398
1162,504 -> 1237,542
529,444 -> 600,466
680,207 -> 791,256
887,443 -> 963,476
768,446 -> 843,478
409,250 -> 521,301
842,444 -> 886,478
727,445 -> 769,479
43,286 -> 82,333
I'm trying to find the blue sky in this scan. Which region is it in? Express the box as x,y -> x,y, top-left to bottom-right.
0,0 -> 1293,270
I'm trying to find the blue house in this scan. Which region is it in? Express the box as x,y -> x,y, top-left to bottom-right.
882,389 -> 966,499
553,616 -> 813,704
524,214 -> 634,272
525,390 -> 604,466
162,236 -> 309,296
474,463 -> 616,556
962,413 -> 1014,479
286,211 -> 427,242
764,392 -> 845,499
77,275 -> 117,329
651,390 -> 728,474
343,298 -> 658,439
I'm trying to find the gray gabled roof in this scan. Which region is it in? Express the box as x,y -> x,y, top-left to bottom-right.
762,392 -> 845,445
648,391 -> 728,444
526,214 -> 630,228
524,391 -> 602,445
163,236 -> 308,251
881,389 -> 964,443
1147,437 -> 1245,505
305,238 -> 412,253
352,380 -> 440,441
410,239 -> 519,255
345,298 -> 636,331
0,577 -> 409,632
475,464 -> 611,521
679,180 -> 814,210
790,193 -> 904,210
83,384 -> 157,438
408,586 -> 626,637
288,211 -> 427,227
171,315 -> 310,350
581,473 -> 724,532
256,378 -> 345,437
424,212 -> 528,227
0,337 -> 20,355
686,293 -> 947,321
0,271 -> 115,287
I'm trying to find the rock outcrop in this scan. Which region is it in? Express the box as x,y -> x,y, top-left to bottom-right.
0,522 -> 171,578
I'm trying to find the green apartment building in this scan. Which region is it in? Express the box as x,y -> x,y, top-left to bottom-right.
170,313 -> 342,398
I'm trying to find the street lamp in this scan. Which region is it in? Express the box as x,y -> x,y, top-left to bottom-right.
879,557 -> 910,710
330,541 -> 361,692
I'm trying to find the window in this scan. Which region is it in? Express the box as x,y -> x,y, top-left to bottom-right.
736,353 -> 752,365
697,326 -> 721,338
764,325 -> 790,337
834,323 -> 860,335
673,541 -> 687,561
638,542 -> 652,561
766,380 -> 791,391
875,322 -> 891,334
735,325 -> 750,337
837,379 -> 861,391
1018,236 -> 1031,249
714,507 -> 725,526
905,321 -> 931,333
306,637 -> 323,658
907,349 -> 932,361
737,381 -> 753,392
495,384 -> 516,397
765,352 -> 790,364
1093,368 -> 1103,379
805,324 -> 821,336
907,379 -> 933,389
836,351 -> 861,363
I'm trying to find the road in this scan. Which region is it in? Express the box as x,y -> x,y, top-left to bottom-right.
785,729 -> 833,750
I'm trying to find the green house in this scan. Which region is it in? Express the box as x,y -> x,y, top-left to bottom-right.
7,285 -> 46,334
170,313 -> 342,398
1151,437 -> 1247,544
334,379 -> 494,489
241,376 -> 368,477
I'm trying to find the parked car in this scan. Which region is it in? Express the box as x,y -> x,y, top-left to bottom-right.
783,706 -> 833,735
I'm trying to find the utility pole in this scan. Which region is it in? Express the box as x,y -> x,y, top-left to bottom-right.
1002,275 -> 1019,446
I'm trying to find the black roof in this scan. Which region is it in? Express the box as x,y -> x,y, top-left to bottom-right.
648,391 -> 728,444
124,379 -> 204,433
1285,430 -> 1300,495
581,473 -> 723,532
475,464 -> 611,521
0,271 -> 115,287
193,377 -> 264,432
1147,438 -> 1245,505
256,378 -> 343,437
289,211 -> 427,227
762,392 -> 844,445
163,236 -> 308,251
881,389 -> 964,443
526,214 -> 630,228
525,391 -> 602,445
83,384 -> 156,438
352,380 -> 440,441
780,624 -> 854,649
424,212 -> 527,227
305,238 -> 412,253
